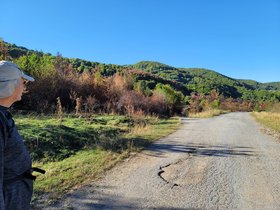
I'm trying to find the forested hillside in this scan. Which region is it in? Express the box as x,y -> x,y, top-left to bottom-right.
237,79 -> 280,91
1,40 -> 280,115
130,61 -> 280,99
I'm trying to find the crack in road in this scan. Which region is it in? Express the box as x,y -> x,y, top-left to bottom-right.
158,158 -> 189,188
158,164 -> 172,184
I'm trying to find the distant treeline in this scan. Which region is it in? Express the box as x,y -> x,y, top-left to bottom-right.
0,40 -> 279,116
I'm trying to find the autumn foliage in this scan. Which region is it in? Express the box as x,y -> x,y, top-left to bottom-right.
1,40 -> 278,116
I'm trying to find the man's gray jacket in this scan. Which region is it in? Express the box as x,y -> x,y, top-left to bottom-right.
0,105 -> 32,210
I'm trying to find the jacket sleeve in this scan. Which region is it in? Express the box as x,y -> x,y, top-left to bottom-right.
0,123 -> 5,210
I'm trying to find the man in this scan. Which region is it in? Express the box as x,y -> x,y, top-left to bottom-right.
0,60 -> 35,210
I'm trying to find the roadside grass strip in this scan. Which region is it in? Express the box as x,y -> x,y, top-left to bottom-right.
252,112 -> 280,133
14,114 -> 180,203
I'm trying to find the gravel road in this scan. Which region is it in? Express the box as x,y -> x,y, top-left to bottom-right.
50,112 -> 280,210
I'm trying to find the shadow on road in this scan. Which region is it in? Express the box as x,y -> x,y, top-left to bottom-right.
57,188 -> 204,210
145,141 -> 257,157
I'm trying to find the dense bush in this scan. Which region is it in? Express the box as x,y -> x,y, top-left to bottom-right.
1,40 -> 280,116
19,69 -> 177,116
185,90 -> 273,113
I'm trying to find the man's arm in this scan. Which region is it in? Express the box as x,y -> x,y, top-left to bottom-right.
0,111 -> 7,210
0,125 -> 5,210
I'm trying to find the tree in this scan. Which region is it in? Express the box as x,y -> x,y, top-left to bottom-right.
15,53 -> 56,78
54,52 -> 71,76
155,84 -> 184,114
0,39 -> 9,60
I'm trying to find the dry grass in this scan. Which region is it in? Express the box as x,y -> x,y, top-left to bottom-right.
252,112 -> 280,133
270,103 -> 280,113
129,124 -> 153,136
188,109 -> 227,118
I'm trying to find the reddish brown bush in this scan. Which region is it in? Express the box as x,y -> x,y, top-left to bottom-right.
117,90 -> 149,115
149,92 -> 169,115
19,71 -> 179,116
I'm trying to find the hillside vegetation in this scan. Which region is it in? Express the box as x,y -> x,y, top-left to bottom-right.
1,39 -> 280,116
131,61 -> 280,99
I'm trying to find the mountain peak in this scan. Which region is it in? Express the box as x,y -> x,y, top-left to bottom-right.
132,61 -> 177,71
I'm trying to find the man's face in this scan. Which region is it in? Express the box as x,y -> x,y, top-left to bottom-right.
11,78 -> 27,102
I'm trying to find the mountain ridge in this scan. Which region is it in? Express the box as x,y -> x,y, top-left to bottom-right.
2,40 -> 278,84
1,41 -> 280,101
131,61 -> 280,85
130,61 -> 280,93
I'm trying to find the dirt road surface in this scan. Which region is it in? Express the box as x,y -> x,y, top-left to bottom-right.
49,112 -> 280,210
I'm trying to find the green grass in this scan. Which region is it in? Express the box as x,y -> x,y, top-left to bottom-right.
14,114 -> 180,205
16,114 -> 132,161
32,148 -> 124,205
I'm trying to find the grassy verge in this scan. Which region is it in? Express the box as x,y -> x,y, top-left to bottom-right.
14,114 -> 180,205
252,112 -> 280,133
32,148 -> 125,205
188,109 -> 227,118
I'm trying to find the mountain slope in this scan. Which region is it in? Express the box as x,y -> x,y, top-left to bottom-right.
131,61 -> 280,95
1,41 -> 280,101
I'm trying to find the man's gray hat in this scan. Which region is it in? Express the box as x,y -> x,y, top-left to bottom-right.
0,60 -> 35,98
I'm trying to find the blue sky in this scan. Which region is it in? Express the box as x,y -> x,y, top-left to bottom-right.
1,0 -> 279,82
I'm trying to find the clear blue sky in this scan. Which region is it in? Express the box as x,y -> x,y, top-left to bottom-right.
1,0 -> 279,82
